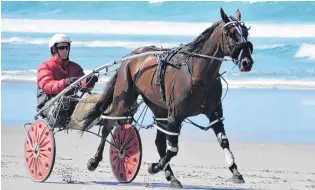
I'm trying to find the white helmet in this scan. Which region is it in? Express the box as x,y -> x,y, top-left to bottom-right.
48,33 -> 72,50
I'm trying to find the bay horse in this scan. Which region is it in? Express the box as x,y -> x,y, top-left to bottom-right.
82,8 -> 254,188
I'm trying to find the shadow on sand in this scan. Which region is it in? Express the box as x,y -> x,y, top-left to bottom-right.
91,181 -> 251,190
46,179 -> 251,190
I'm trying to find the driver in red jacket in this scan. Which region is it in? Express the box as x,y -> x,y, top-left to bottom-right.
37,33 -> 98,125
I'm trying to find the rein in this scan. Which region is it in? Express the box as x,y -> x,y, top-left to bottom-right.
179,51 -> 229,62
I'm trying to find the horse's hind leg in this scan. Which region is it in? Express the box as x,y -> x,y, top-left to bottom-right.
206,103 -> 245,183
87,99 -> 138,171
87,120 -> 114,171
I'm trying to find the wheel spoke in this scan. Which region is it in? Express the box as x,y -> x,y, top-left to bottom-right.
124,158 -> 136,178
34,125 -> 38,144
40,152 -> 49,159
107,140 -> 119,151
110,130 -> 119,149
27,152 -> 34,160
37,157 -> 44,175
116,158 -> 121,175
34,158 -> 38,179
121,130 -> 134,151
38,126 -> 47,144
30,129 -> 36,146
119,159 -> 126,180
29,157 -> 35,168
40,140 -> 51,148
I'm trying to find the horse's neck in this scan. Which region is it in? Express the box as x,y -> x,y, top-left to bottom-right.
190,36 -> 224,85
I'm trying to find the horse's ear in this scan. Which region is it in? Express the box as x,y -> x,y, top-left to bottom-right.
220,8 -> 230,23
236,9 -> 241,21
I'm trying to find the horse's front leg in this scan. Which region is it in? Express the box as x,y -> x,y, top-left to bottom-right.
148,117 -> 183,176
207,103 -> 245,183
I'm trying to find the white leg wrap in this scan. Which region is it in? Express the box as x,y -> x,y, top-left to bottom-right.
217,132 -> 227,142
167,140 -> 178,152
163,162 -> 170,171
223,148 -> 234,167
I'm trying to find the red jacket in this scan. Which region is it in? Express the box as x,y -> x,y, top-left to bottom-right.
37,56 -> 85,95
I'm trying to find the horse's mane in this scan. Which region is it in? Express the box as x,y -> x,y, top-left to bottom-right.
183,21 -> 221,53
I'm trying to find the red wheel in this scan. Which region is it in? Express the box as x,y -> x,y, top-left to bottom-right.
24,119 -> 56,182
109,124 -> 142,183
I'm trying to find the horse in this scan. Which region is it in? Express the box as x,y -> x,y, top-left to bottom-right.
82,8 -> 254,188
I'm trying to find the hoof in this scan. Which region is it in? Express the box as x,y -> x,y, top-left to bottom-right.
170,179 -> 183,188
228,174 -> 245,184
148,163 -> 159,174
87,157 -> 99,171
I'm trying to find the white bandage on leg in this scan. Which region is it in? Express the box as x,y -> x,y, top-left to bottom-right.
216,132 -> 227,142
223,148 -> 234,167
163,162 -> 170,171
166,140 -> 178,152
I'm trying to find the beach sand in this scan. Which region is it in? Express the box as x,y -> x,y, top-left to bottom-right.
2,126 -> 315,190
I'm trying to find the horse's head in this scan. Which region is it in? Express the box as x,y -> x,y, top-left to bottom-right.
220,8 -> 254,72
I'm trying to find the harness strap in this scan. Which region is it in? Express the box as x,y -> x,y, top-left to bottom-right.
184,117 -> 225,131
179,51 -> 228,62
151,124 -> 179,136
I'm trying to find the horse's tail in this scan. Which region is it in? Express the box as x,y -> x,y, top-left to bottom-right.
81,72 -> 118,131
97,72 -> 118,114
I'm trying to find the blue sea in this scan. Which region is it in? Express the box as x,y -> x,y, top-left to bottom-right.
1,1 -> 315,143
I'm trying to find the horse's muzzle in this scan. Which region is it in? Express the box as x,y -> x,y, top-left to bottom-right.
240,57 -> 253,72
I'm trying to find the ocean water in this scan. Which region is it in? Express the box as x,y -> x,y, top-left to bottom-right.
2,83 -> 315,143
1,2 -> 315,143
2,1 -> 315,88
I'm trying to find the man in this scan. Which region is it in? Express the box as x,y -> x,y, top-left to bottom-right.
37,33 -> 98,126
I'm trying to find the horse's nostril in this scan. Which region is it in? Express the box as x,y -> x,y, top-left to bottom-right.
242,59 -> 253,67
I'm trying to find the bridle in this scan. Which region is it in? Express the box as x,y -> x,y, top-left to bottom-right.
221,17 -> 253,66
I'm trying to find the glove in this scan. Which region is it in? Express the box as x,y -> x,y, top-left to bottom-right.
66,77 -> 80,87
85,74 -> 98,88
